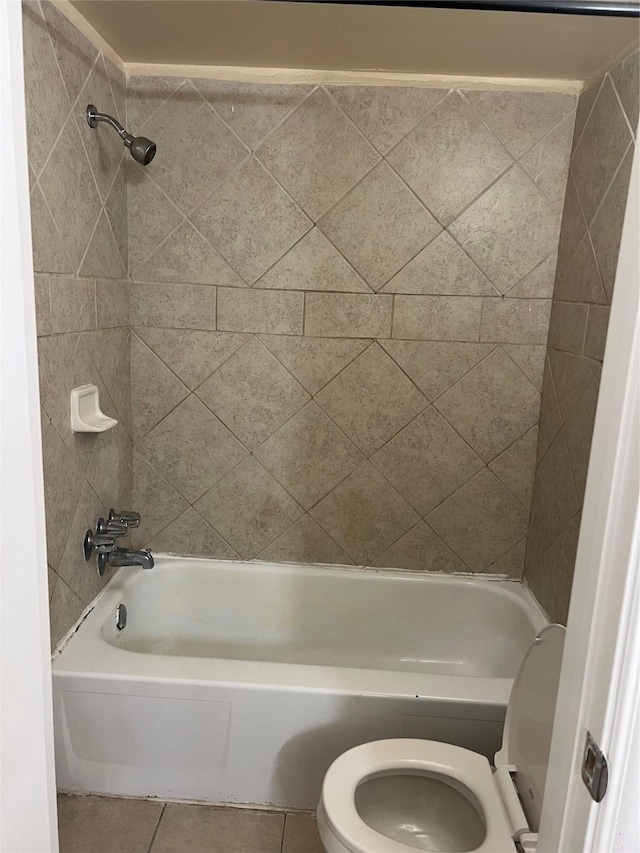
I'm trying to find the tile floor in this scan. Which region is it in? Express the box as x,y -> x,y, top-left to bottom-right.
57,794 -> 324,853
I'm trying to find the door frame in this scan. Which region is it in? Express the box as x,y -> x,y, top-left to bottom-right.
0,1 -> 59,850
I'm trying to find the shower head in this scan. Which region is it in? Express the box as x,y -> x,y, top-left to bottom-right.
86,104 -> 157,166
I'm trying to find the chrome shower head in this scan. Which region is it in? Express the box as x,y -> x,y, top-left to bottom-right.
86,104 -> 157,166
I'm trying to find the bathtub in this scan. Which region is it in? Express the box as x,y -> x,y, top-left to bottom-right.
52,557 -> 546,809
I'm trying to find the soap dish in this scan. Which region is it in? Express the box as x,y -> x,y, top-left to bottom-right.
71,384 -> 118,433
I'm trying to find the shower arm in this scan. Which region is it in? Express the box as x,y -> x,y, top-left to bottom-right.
86,106 -> 133,145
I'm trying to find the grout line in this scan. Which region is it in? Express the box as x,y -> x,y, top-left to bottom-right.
146,803 -> 167,853
608,71 -> 637,143
570,76 -> 606,162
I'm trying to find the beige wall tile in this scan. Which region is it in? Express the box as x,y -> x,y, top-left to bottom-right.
506,252 -> 557,299
518,113 -> 575,213
564,373 -> 602,503
140,80 -> 248,215
481,297 -> 551,344
382,232 -> 495,296
258,514 -> 353,566
393,295 -> 482,341
197,338 -> 309,450
130,281 -> 217,329
609,49 -> 639,132
317,162 -> 440,289
133,451 -> 189,544
96,279 -> 129,328
503,344 -> 546,391
305,293 -> 392,338
138,395 -> 248,503
463,89 -> 575,159
126,74 -> 184,129
79,211 -> 126,280
135,328 -> 247,390
148,507 -> 239,559
381,340 -> 494,400
195,457 -> 304,559
451,166 -> 561,295
554,232 -> 608,305
126,163 -> 184,269
547,301 -> 588,354
315,344 -> 427,455
195,79 -> 314,149
310,462 -> 419,564
589,144 -> 635,301
255,402 -> 364,510
486,538 -> 526,579
260,336 -> 369,394
371,407 -> 483,515
328,85 -> 445,155
488,426 -> 538,508
40,0 -> 97,105
218,288 -> 303,335
435,347 -> 540,462
133,221 -> 245,288
192,157 -> 312,284
29,184 -> 73,274
256,86 -> 380,220
571,76 -> 633,223
131,333 -> 189,439
426,468 -> 528,571
388,91 -> 512,225
583,305 -> 611,360
548,512 -> 582,624
34,274 -> 51,336
535,427 -> 580,545
371,522 -> 465,572
49,277 -> 95,333
255,228 -> 369,293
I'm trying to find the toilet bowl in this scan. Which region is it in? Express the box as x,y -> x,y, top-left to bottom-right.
317,624 -> 565,853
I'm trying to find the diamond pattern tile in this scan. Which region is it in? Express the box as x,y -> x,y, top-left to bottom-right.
194,79 -> 315,149
381,340 -> 494,401
197,338 -> 309,450
318,162 -> 441,290
426,468 -> 528,571
39,116 -> 102,273
260,336 -> 369,394
138,395 -> 248,503
258,515 -> 353,565
141,81 -> 248,214
387,91 -> 512,224
255,228 -> 369,292
132,221 -> 244,287
382,231 -> 496,295
371,521 -> 465,572
132,451 -> 189,543
135,328 -> 248,390
195,457 -> 304,559
489,426 -> 538,508
131,333 -> 189,440
256,87 -> 380,220
435,347 -> 540,462
148,507 -> 239,560
310,463 -> 419,564
450,165 -> 561,293
255,402 -> 364,509
328,84 -> 446,154
126,162 -> 183,269
192,157 -> 312,284
316,344 -> 427,455
463,90 -> 575,159
372,407 -> 483,515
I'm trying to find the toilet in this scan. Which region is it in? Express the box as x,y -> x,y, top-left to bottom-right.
317,624 -> 565,853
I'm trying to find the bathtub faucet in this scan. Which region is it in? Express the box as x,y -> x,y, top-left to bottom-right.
105,547 -> 154,571
84,510 -> 152,576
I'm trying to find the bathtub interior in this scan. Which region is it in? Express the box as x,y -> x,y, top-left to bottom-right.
99,559 -> 544,677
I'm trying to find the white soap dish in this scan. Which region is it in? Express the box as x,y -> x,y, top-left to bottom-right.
70,384 -> 118,433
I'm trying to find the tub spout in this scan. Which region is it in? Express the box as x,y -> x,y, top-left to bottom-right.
105,547 -> 154,571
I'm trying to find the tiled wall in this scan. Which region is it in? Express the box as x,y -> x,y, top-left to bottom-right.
524,49 -> 638,623
128,77 -> 576,573
23,1 -> 132,646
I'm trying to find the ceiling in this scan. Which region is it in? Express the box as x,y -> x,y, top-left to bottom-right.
69,1 -> 639,85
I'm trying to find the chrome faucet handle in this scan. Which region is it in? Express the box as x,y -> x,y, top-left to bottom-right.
96,516 -> 128,538
83,529 -> 117,561
108,508 -> 141,529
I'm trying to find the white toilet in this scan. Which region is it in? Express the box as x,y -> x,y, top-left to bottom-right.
317,624 -> 565,853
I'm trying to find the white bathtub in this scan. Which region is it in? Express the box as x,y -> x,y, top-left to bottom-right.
52,557 -> 546,809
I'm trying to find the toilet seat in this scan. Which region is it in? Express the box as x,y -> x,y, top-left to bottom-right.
320,738 -> 517,853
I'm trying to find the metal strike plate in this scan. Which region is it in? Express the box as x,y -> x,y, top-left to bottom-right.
581,731 -> 608,802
